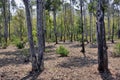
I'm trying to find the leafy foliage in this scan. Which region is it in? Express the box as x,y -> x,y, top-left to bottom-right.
56,46 -> 69,57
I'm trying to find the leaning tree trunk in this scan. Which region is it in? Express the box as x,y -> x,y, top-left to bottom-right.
96,0 -> 108,73
23,0 -> 38,72
36,0 -> 44,72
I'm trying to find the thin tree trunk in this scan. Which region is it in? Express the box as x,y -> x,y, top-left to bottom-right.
63,3 -> 67,42
80,0 -> 85,56
23,0 -> 38,72
8,0 -> 11,40
70,0 -> 73,42
107,12 -> 110,40
96,0 -> 108,73
53,10 -> 58,44
43,1 -> 46,52
36,0 -> 44,72
111,13 -> 114,43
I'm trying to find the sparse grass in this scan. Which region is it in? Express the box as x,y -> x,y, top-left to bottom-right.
113,43 -> 120,57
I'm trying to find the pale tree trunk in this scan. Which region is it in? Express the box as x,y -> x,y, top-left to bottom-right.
96,0 -> 108,73
89,13 -> 92,43
36,0 -> 44,72
23,0 -> 38,72
83,5 -> 89,43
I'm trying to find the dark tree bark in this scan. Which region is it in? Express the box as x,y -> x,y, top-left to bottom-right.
43,1 -> 46,52
8,0 -> 11,40
23,0 -> 38,72
107,13 -> 110,40
80,0 -> 85,55
36,0 -> 44,72
96,0 -> 108,73
111,13 -> 114,43
2,0 -> 8,45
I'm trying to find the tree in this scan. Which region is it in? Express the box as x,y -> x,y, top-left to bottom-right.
36,0 -> 44,72
23,0 -> 38,73
79,0 -> 85,55
96,0 -> 108,73
1,0 -> 9,46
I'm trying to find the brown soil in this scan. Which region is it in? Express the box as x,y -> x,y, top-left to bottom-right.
0,41 -> 120,80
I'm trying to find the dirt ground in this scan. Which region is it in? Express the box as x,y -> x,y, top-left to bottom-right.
0,41 -> 120,80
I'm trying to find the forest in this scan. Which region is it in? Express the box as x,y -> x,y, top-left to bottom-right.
0,0 -> 120,80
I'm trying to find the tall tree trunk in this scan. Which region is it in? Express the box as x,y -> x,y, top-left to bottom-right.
60,12 -> 63,41
89,13 -> 92,43
70,0 -> 73,42
8,0 -> 11,40
53,10 -> 58,44
80,0 -> 85,56
63,3 -> 66,42
23,0 -> 38,72
107,12 -> 110,40
36,0 -> 44,72
96,0 -> 108,73
111,13 -> 114,43
43,1 -> 46,52
83,5 -> 89,43
2,0 -> 8,45
118,9 -> 120,39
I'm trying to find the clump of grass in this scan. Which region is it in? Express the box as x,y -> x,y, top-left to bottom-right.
56,46 -> 69,57
113,43 -> 120,57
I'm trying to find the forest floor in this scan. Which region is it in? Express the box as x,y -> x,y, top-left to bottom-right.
0,41 -> 120,80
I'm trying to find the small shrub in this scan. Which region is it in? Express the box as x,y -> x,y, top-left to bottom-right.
113,43 -> 120,57
56,46 -> 69,57
2,43 -> 7,49
16,41 -> 24,49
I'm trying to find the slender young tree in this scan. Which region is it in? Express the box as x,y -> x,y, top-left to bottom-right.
111,10 -> 114,43
80,0 -> 85,55
36,0 -> 44,72
23,0 -> 38,73
96,0 -> 108,73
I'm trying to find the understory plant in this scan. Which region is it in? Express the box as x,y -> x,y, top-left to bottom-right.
113,43 -> 120,57
56,46 -> 69,57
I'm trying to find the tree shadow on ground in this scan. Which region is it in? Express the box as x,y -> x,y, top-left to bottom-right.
45,45 -> 55,49
69,44 -> 82,48
58,56 -> 97,68
56,41 -> 73,45
21,71 -> 42,80
99,70 -> 116,80
0,49 -> 30,68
